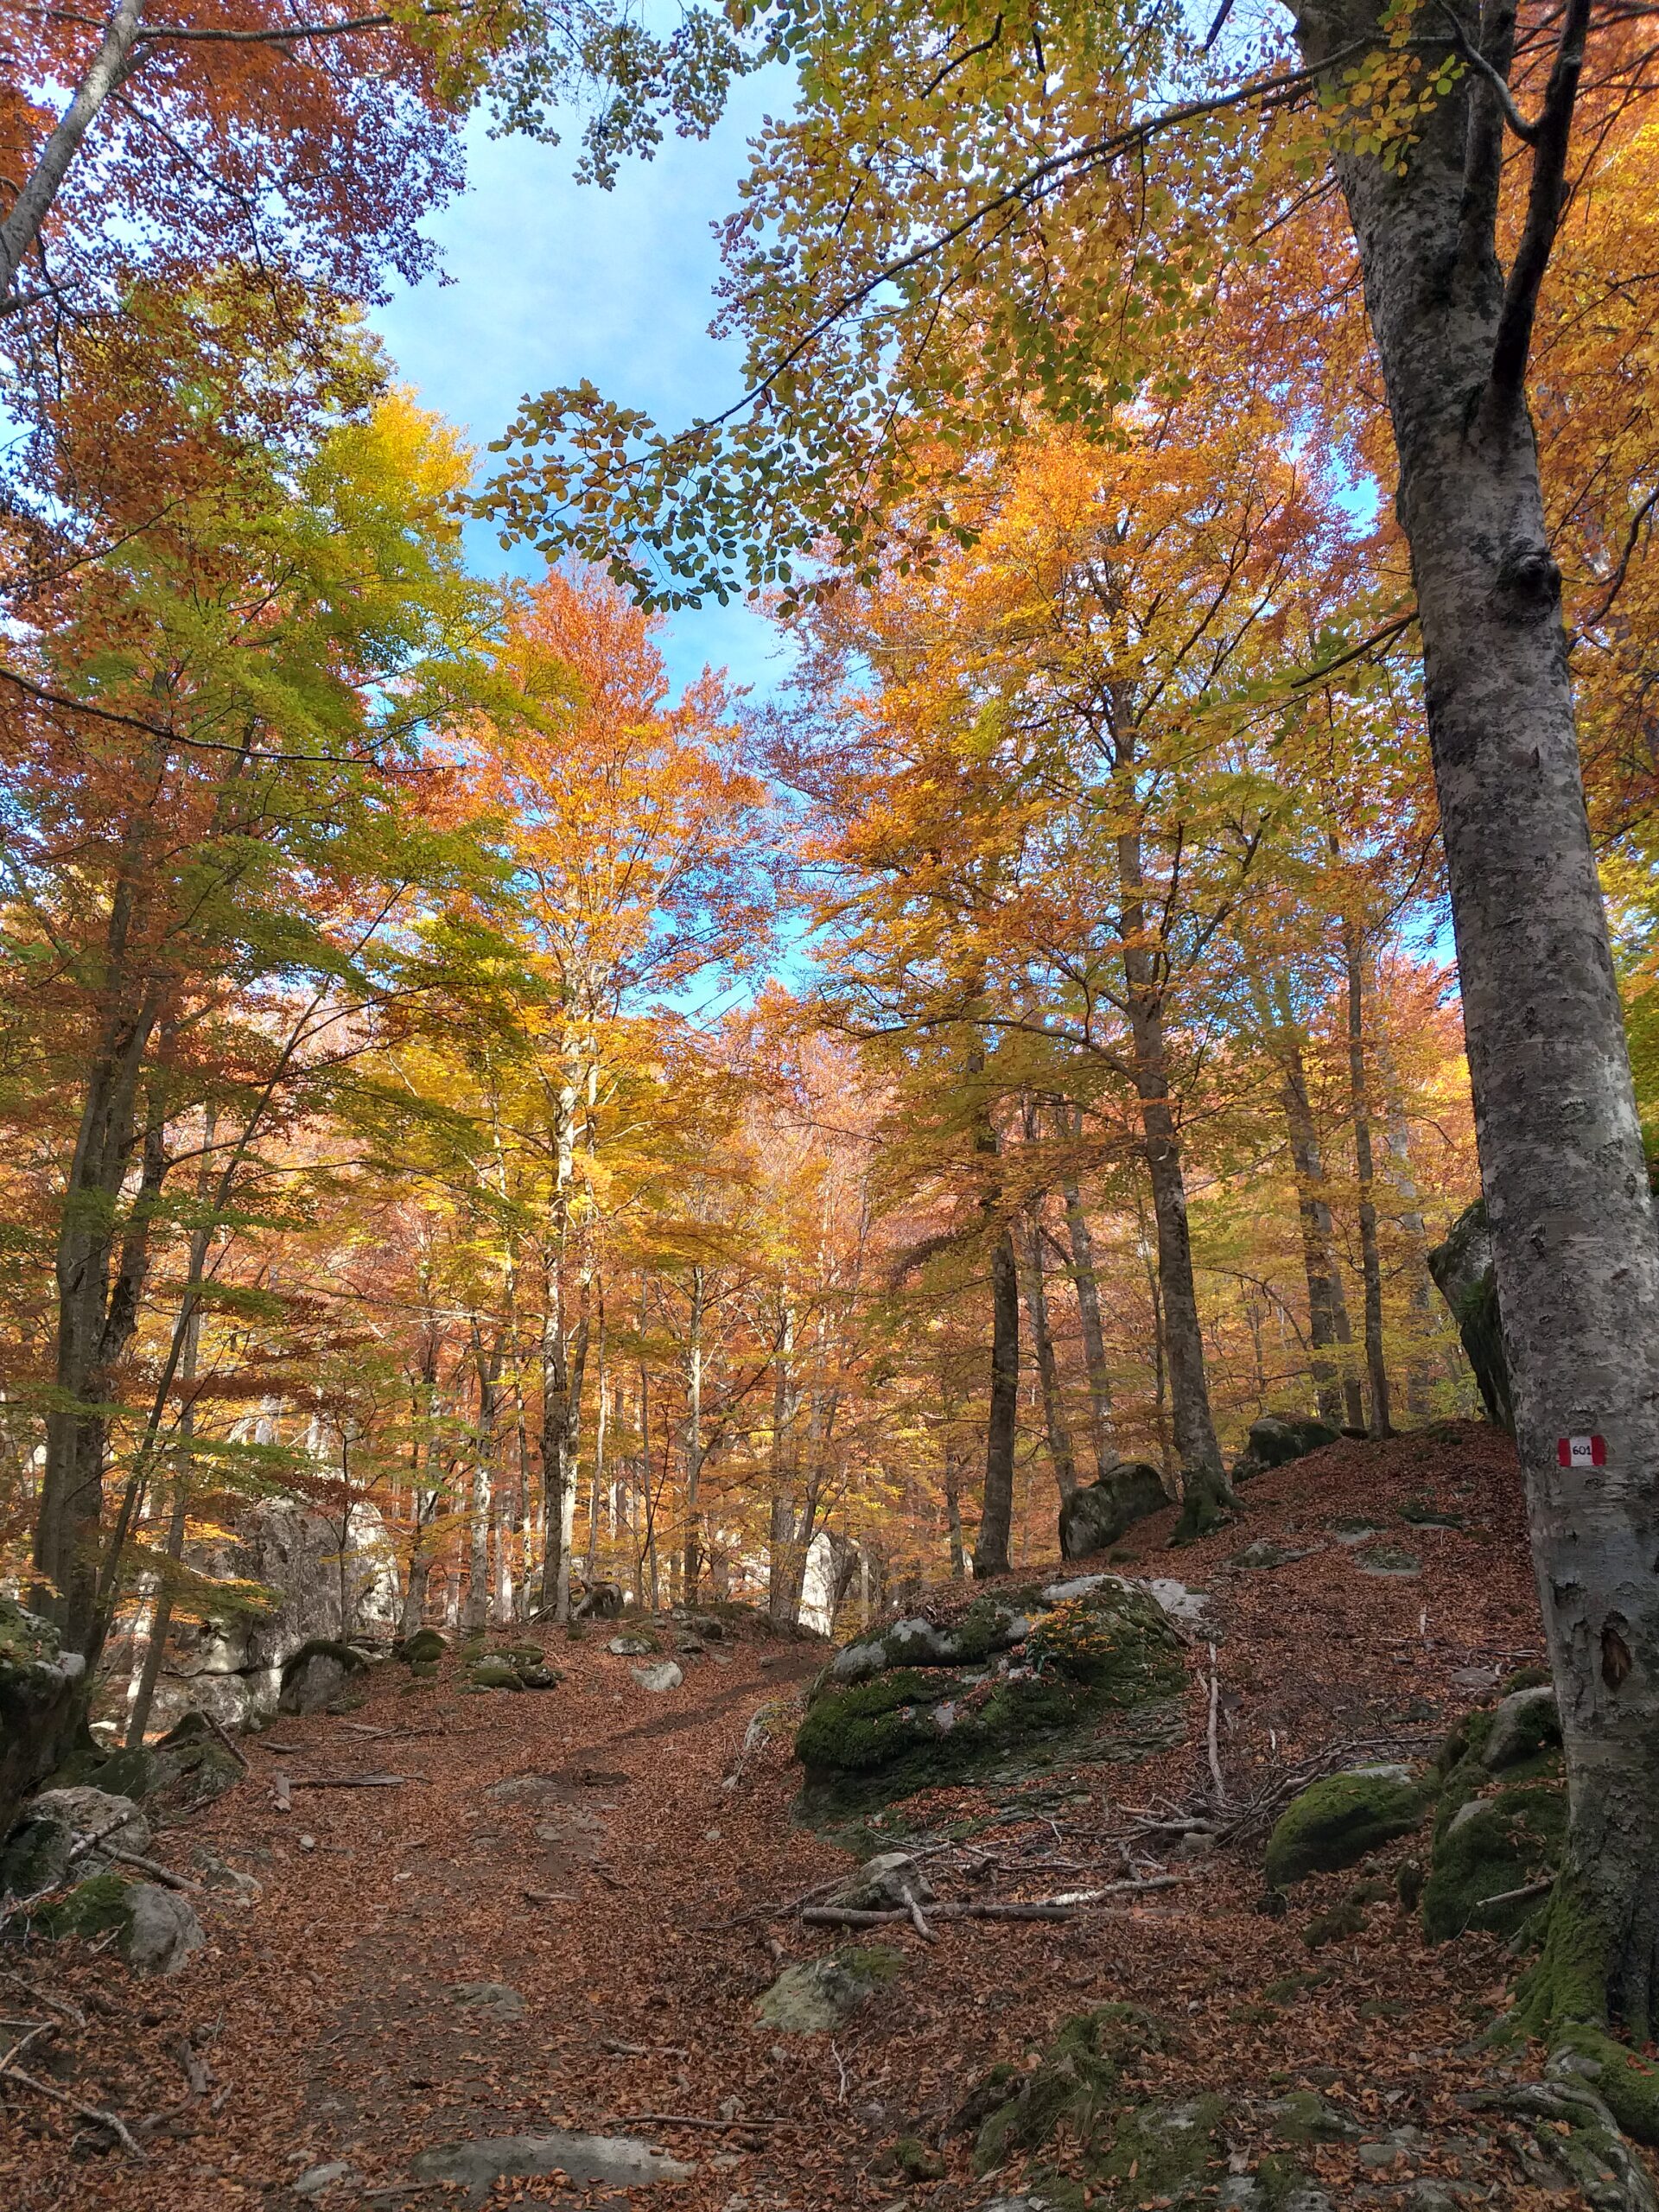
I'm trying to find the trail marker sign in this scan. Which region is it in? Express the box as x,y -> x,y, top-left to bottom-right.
1557,1434 -> 1607,1468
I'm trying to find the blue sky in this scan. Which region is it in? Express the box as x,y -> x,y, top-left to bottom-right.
372,73 -> 792,709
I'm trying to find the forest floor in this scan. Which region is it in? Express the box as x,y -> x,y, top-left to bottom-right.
3,1419 -> 1644,2212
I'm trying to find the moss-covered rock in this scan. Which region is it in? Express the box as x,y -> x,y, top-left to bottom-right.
1427,1198 -> 1514,1433
467,1659 -> 524,1692
397,1628 -> 448,1666
278,1638 -> 368,1715
34,1869 -> 134,1940
1058,1461 -> 1169,1560
1421,1695 -> 1566,1942
0,1598 -> 88,1840
1421,1782 -> 1565,1941
797,1580 -> 1184,1818
754,1945 -> 904,2032
972,2005 -> 1174,2170
1263,1767 -> 1433,1888
1234,1413 -> 1340,1481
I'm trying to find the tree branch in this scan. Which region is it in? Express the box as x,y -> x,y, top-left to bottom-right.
1488,0 -> 1592,403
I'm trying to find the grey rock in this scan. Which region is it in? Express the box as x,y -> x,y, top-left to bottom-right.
1039,1573 -> 1109,1604
1137,1577 -> 1213,1635
755,1950 -> 897,2032
279,1651 -> 354,1715
881,1617 -> 957,1664
121,1881 -> 206,1974
1355,1544 -> 1422,1578
828,1852 -> 935,1913
409,2131 -> 693,2206
1484,1683 -> 1561,1771
293,2160 -> 358,2197
2,1786 -> 150,1897
448,1980 -> 524,2020
607,1635 -> 656,1656
0,1600 -> 86,1842
1402,2186 -> 1460,2212
830,1638 -> 887,1684
1230,1539 -> 1319,1571
1058,1460 -> 1169,1560
630,1660 -> 683,1694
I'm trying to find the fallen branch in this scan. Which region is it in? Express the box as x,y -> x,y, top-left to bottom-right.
523,1890 -> 576,1905
601,2039 -> 690,2058
0,2062 -> 147,2158
190,1706 -> 252,1774
1469,1876 -> 1555,1918
802,1878 -> 1180,1929
67,1808 -> 144,1866
1205,1643 -> 1228,1808
607,2112 -> 791,2133
0,1967 -> 86,2027
289,1773 -> 419,1790
103,1847 -> 204,1893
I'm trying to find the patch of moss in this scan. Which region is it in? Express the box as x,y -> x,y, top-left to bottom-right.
1553,2025 -> 1659,2146
279,1638 -> 367,1686
1421,1781 -> 1565,1941
1303,1898 -> 1369,1948
397,1628 -> 447,1666
1088,2094 -> 1230,2199
1502,1664 -> 1552,1694
34,1872 -> 131,1941
467,1659 -> 524,1692
1263,1770 -> 1433,1887
972,2005 -> 1173,2171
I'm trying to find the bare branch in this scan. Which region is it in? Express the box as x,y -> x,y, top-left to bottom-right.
1488,0 -> 1592,403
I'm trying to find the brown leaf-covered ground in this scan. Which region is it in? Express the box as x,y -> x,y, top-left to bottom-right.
2,1420 -> 1642,2210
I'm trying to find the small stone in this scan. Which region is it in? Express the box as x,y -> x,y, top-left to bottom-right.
630,1661 -> 683,1693
1230,1539 -> 1320,1571
1356,1543 -> 1422,1577
299,1834 -> 316,1851
608,1635 -> 656,1657
448,1980 -> 525,2020
293,2159 -> 358,2197
121,1882 -> 207,1974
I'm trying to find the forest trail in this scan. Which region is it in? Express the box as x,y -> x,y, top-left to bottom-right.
8,1424 -> 1647,2212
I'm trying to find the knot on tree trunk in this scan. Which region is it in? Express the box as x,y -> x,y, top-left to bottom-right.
1494,543 -> 1563,625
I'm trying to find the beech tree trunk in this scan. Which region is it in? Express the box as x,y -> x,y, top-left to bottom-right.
942,1433 -> 968,1578
975,1225 -> 1020,1577
1343,921 -> 1394,1439
683,1266 -> 705,1600
1118,830 -> 1232,1534
1017,1215 -> 1079,1499
1275,1007 -> 1364,1428
1061,1165 -> 1119,1477
1298,0 -> 1659,2031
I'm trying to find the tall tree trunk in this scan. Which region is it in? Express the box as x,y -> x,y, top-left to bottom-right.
682,1266 -> 705,1601
1343,918 -> 1393,1439
766,1298 -> 802,1622
586,1300 -> 608,1582
1298,0 -> 1659,2031
1017,1214 -> 1078,1500
463,1328 -> 500,1630
976,1226 -> 1020,1577
1373,986 -> 1441,1418
1060,1164 -> 1118,1477
1118,829 -> 1232,1537
942,1433 -> 968,1578
1276,1008 -> 1364,1428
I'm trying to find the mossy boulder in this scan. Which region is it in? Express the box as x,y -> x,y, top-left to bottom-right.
1058,1461 -> 1169,1560
1427,1198 -> 1514,1433
0,1598 -> 88,1840
1263,1766 -> 1433,1888
754,1945 -> 905,2032
1233,1412 -> 1340,1483
1,1785 -> 149,1898
1420,1693 -> 1567,1941
32,1871 -> 205,1972
1421,1782 -> 1565,1941
278,1639 -> 369,1715
466,1649 -> 562,1692
397,1628 -> 448,1666
467,1659 -> 524,1692
797,1580 -> 1184,1818
971,2005 -> 1174,2170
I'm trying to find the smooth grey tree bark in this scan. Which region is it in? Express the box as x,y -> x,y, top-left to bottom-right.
1296,0 -> 1659,2032
975,1224 -> 1020,1578
1343,918 -> 1393,1438
1265,981 -> 1364,1427
1017,1212 -> 1080,1500
1118,828 -> 1234,1536
1060,1160 -> 1120,1478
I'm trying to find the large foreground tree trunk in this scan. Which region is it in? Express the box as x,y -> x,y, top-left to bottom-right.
1299,0 -> 1659,2032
